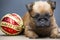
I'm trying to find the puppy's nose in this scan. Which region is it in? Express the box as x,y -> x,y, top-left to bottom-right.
40,19 -> 45,22
40,19 -> 44,21
38,18 -> 44,21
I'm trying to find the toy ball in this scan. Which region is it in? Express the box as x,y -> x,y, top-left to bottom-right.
0,13 -> 23,35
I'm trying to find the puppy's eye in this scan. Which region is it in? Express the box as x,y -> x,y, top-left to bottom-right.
45,13 -> 50,17
34,14 -> 40,18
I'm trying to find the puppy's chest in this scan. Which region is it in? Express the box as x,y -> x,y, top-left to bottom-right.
34,28 -> 51,36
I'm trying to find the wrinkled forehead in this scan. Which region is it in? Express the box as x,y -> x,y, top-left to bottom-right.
33,1 -> 51,13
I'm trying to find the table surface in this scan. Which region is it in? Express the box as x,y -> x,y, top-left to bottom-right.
0,29 -> 60,40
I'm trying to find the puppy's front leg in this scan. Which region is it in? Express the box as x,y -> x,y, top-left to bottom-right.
25,26 -> 38,39
50,27 -> 58,38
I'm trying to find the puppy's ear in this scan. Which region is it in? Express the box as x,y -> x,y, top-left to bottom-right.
26,2 -> 34,12
48,1 -> 56,10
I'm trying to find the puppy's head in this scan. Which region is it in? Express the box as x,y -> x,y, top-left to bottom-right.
26,1 -> 56,28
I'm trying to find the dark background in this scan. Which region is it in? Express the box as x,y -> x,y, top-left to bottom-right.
0,0 -> 60,26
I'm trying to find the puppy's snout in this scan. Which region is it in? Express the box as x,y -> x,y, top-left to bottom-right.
34,14 -> 51,27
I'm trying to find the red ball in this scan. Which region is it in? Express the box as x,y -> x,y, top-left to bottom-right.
0,13 -> 23,35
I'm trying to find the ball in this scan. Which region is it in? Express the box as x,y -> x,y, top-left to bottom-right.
0,13 -> 23,35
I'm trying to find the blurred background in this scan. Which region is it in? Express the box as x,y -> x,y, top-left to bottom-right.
0,0 -> 60,26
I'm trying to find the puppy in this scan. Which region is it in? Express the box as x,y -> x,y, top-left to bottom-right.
22,0 -> 58,38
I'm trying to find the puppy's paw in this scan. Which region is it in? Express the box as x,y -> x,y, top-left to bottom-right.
25,34 -> 39,39
50,34 -> 57,38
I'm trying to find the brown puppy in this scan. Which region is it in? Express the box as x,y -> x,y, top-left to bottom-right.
23,0 -> 58,39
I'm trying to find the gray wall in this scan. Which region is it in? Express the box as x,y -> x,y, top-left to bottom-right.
0,0 -> 60,26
